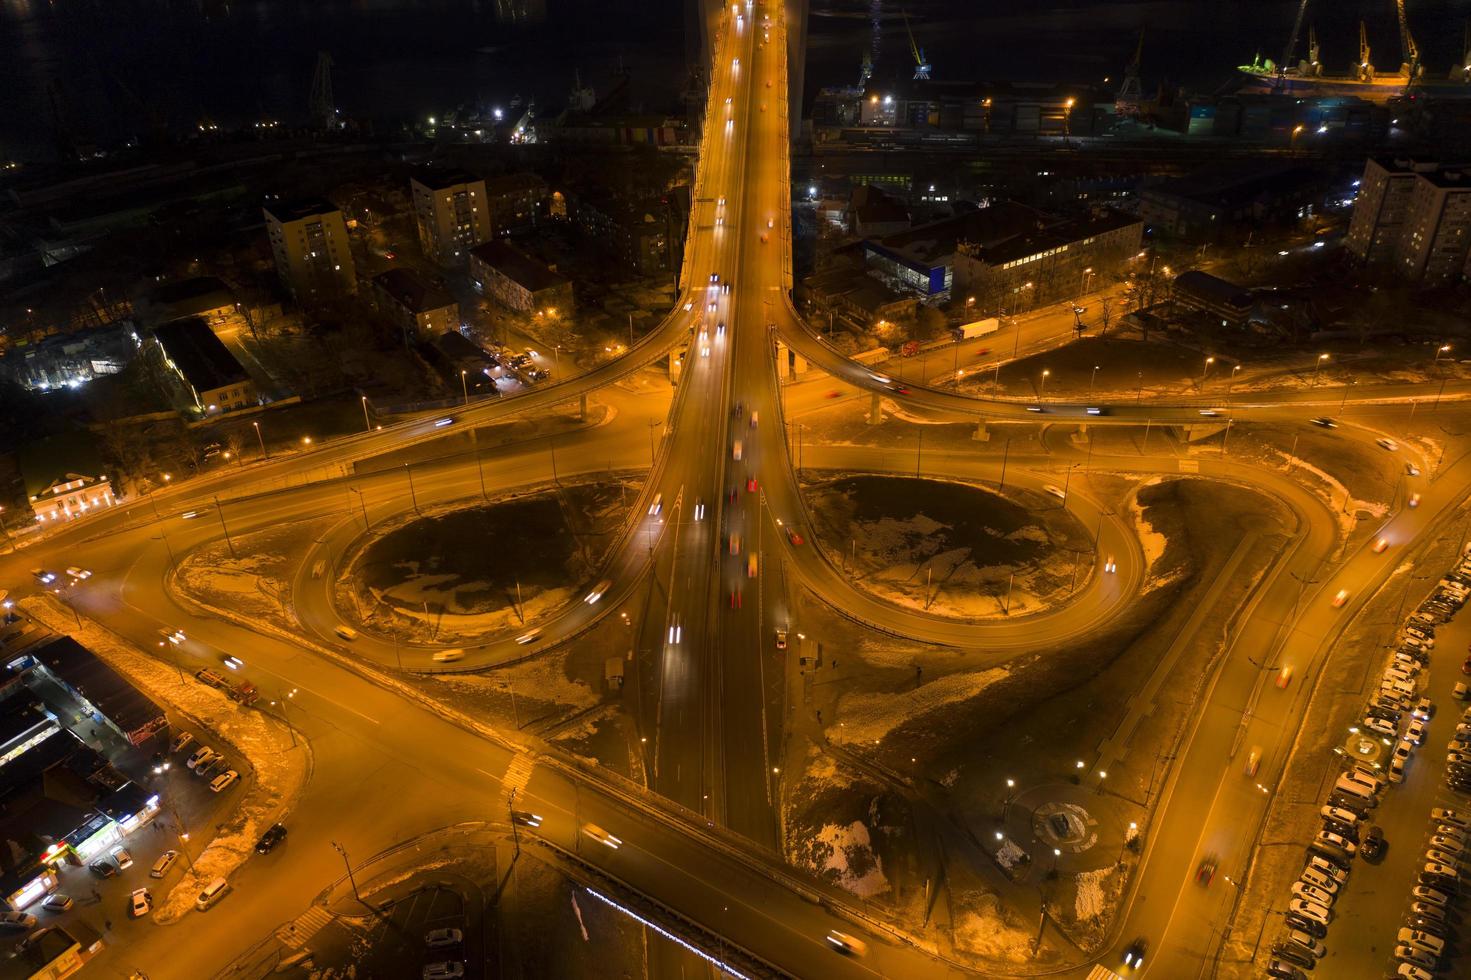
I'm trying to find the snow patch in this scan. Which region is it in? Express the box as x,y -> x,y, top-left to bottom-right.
813,821 -> 890,897
834,667 -> 1009,747
1074,868 -> 1108,922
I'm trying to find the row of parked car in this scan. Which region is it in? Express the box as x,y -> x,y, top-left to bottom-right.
1261,565 -> 1470,977
173,730 -> 240,794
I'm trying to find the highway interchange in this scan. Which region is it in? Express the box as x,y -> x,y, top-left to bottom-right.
6,2 -> 1471,977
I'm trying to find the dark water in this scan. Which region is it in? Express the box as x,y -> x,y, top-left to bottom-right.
3,0 -> 1468,158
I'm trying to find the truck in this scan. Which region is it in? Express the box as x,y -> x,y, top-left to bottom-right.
953,317 -> 1000,341
195,668 -> 260,706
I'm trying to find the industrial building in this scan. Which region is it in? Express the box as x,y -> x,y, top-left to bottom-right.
149,317 -> 257,416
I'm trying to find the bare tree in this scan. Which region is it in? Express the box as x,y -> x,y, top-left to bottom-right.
1099,296 -> 1113,337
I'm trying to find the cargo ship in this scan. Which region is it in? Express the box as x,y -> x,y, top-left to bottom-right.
1237,0 -> 1471,102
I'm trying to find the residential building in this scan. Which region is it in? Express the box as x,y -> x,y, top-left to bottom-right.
410,169 -> 491,265
1171,271 -> 1256,327
1393,169 -> 1471,283
573,187 -> 671,275
20,433 -> 118,526
483,173 -> 548,234
951,208 -> 1143,312
369,268 -> 459,344
1346,157 -> 1440,264
469,241 -> 574,314
799,259 -> 918,330
263,198 -> 356,300
149,317 -> 257,415
1137,163 -> 1324,240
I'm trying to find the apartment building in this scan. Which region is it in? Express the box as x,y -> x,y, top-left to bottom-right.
263,199 -> 356,300
369,268 -> 460,344
1347,157 -> 1471,283
411,169 -> 492,265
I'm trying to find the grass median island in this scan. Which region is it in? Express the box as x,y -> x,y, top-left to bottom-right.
805,474 -> 1094,618
345,482 -> 628,641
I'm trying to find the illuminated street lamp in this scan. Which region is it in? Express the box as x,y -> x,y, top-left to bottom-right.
1039,369 -> 1051,401
360,395 -> 371,431
1202,355 -> 1215,381
253,420 -> 268,460
1312,352 -> 1329,387
1436,344 -> 1452,363
1089,364 -> 1100,395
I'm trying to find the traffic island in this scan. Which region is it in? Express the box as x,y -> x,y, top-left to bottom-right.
337,480 -> 633,644
174,516 -> 334,630
803,474 -> 1095,619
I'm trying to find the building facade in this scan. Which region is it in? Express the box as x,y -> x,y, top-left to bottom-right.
573,188 -> 671,275
28,473 -> 116,526
469,241 -> 574,314
369,268 -> 460,343
150,317 -> 257,415
1347,158 -> 1471,283
411,169 -> 492,265
1345,157 -> 1439,263
263,199 -> 357,300
482,173 -> 548,235
952,209 -> 1143,313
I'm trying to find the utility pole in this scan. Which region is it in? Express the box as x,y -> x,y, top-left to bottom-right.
998,438 -> 1011,491
405,464 -> 420,514
331,841 -> 371,910
509,787 -> 521,857
214,496 -> 237,558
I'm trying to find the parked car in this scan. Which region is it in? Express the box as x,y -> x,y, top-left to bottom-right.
88,859 -> 118,878
209,769 -> 240,793
1361,825 -> 1386,860
128,889 -> 152,919
150,850 -> 178,878
425,928 -> 464,949
0,911 -> 38,931
40,894 -> 72,913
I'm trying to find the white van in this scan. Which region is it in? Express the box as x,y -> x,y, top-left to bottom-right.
1334,774 -> 1376,799
196,877 -> 230,911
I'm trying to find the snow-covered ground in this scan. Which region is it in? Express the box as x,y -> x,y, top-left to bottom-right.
832,667 -> 1009,746
810,820 -> 890,898
1128,480 -> 1180,593
174,520 -> 327,628
19,595 -> 310,924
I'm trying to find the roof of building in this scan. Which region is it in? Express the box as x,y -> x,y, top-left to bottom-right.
469,241 -> 570,294
870,201 -> 1049,267
1173,270 -> 1254,311
30,637 -> 166,739
8,925 -> 84,974
263,198 -> 341,224
17,432 -> 108,499
146,276 -> 236,323
371,268 -> 457,314
483,172 -> 547,196
1142,163 -> 1320,209
152,317 -> 250,393
1419,168 -> 1471,190
411,168 -> 483,192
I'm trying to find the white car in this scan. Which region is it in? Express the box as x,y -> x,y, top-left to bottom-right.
1423,861 -> 1459,881
1299,869 -> 1338,894
1412,885 -> 1450,907
1291,881 -> 1335,906
1429,835 -> 1465,856
1394,945 -> 1436,971
582,823 -> 621,849
65,566 -> 91,580
1289,898 -> 1331,924
1406,719 -> 1428,744
1320,806 -> 1358,827
1397,963 -> 1434,980
1377,437 -> 1399,451
1397,928 -> 1445,957
129,888 -> 152,918
209,770 -> 240,793
1308,856 -> 1348,883
1315,831 -> 1356,856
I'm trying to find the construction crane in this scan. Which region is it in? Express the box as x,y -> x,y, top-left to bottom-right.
309,51 -> 337,130
1357,21 -> 1375,82
902,9 -> 931,81
1281,0 -> 1310,71
1114,31 -> 1144,118
1395,0 -> 1422,77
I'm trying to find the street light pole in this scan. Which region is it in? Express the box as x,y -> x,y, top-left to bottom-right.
253,421 -> 267,459
213,495 -> 237,558
404,464 -> 420,514
331,841 -> 371,910
361,396 -> 371,432
460,370 -> 469,406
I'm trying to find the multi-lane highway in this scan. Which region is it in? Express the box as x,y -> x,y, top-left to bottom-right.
8,1 -> 1471,977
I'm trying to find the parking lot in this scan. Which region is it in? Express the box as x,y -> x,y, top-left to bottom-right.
1265,553 -> 1471,978
310,882 -> 480,980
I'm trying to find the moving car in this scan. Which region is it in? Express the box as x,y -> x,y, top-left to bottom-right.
1331,589 -> 1350,608
582,823 -> 621,849
1377,437 -> 1399,451
585,579 -> 612,604
775,629 -> 787,650
1196,856 -> 1218,885
159,627 -> 186,646
1122,937 -> 1147,968
431,649 -> 465,664
510,810 -> 542,828
65,566 -> 91,580
256,824 -> 287,854
515,629 -> 541,646
825,930 -> 868,956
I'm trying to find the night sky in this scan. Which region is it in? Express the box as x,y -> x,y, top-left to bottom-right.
2,0 -> 1469,156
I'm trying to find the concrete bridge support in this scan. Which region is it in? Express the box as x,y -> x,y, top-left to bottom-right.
869,392 -> 883,425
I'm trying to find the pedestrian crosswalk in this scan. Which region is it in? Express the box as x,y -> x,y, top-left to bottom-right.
502,752 -> 536,807
276,904 -> 333,949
